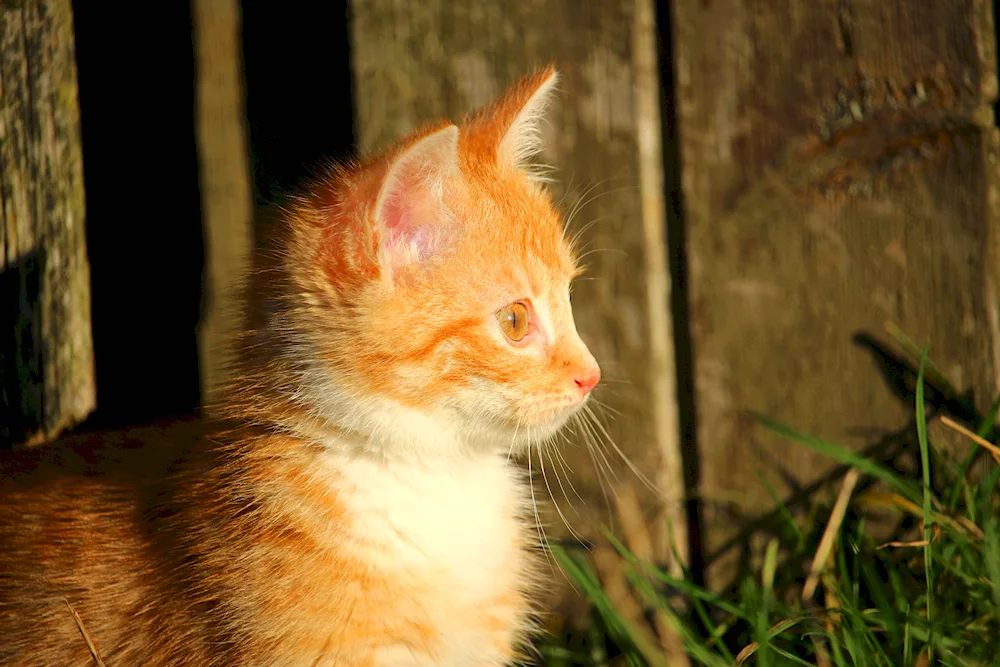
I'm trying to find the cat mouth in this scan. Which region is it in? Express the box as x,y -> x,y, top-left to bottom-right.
517,394 -> 588,433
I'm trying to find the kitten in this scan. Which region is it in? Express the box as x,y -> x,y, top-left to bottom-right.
0,66 -> 600,666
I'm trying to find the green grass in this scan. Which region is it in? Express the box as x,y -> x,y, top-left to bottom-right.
534,342 -> 1000,667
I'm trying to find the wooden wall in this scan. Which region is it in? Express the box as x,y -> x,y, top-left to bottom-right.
671,0 -> 1000,586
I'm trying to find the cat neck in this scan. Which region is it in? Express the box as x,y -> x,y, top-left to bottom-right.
220,372 -> 510,464
298,400 -> 478,462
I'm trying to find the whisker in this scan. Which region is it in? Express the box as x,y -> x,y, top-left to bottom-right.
577,409 -> 621,490
563,179 -> 616,226
583,404 -> 659,496
564,180 -> 637,231
590,377 -> 632,385
589,397 -> 622,417
575,247 -> 629,263
571,413 -> 617,528
550,434 -> 586,508
526,427 -> 558,577
536,441 -> 585,544
567,215 -> 613,252
505,418 -> 521,467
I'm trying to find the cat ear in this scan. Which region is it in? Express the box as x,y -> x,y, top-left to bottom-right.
497,67 -> 559,173
467,66 -> 559,179
373,125 -> 460,277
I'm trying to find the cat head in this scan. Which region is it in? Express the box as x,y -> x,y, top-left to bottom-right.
278,67 -> 600,456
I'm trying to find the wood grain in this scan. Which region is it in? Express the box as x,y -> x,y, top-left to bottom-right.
0,0 -> 95,447
671,0 -> 1000,586
192,0 -> 253,403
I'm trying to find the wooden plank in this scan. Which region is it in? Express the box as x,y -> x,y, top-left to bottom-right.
349,0 -> 687,567
671,0 -> 1000,586
0,0 -> 95,447
192,0 -> 253,402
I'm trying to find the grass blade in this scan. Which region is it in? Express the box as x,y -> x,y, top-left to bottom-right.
915,347 -> 934,663
752,414 -> 922,502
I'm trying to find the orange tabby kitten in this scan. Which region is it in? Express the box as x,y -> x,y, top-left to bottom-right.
0,67 -> 600,666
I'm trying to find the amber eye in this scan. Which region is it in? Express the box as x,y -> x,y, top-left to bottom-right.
496,302 -> 530,342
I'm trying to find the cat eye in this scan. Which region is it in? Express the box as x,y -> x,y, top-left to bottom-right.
496,301 -> 530,342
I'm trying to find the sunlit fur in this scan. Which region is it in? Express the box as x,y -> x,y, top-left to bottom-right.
0,67 -> 601,666
244,71 -> 596,457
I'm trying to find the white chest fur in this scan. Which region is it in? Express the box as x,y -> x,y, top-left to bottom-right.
318,449 -> 534,666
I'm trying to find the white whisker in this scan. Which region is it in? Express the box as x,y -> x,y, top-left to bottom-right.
584,403 -> 659,496
574,245 -> 629,263
536,441 -> 584,544
550,433 -> 586,508
589,396 -> 622,417
577,409 -> 621,490
564,179 -> 636,231
505,418 -> 521,467
527,427 -> 558,578
570,413 -> 616,527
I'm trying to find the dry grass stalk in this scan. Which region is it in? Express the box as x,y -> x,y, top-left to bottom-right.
63,598 -> 107,667
589,545 -> 671,667
802,468 -> 861,601
939,415 -> 1000,464
612,483 -> 691,667
878,522 -> 941,550
592,544 -> 647,626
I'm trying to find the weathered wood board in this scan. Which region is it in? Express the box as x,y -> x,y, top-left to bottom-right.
671,0 -> 1000,586
0,0 -> 95,447
193,0 -> 254,403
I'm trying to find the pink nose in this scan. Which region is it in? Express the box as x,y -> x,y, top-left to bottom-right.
574,368 -> 601,394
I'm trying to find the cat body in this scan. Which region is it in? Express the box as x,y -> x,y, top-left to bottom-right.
1,422 -> 532,666
0,67 -> 599,666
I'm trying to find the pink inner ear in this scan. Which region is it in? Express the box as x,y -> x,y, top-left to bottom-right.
378,176 -> 443,264
372,125 -> 459,270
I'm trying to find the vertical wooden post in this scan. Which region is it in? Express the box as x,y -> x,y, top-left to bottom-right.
631,0 -> 688,575
0,0 -> 95,447
349,0 -> 687,567
671,0 -> 1000,586
192,0 -> 253,402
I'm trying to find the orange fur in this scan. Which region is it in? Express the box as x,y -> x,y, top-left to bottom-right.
0,66 -> 599,666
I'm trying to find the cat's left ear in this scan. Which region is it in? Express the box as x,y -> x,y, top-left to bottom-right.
466,66 -> 559,179
372,125 -> 460,280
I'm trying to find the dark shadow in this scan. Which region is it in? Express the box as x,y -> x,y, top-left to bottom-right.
70,3 -> 204,431
995,0 -> 1000,127
655,0 -> 705,587
0,251 -> 43,448
852,331 -> 982,432
55,0 -> 361,436
241,0 -> 356,227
